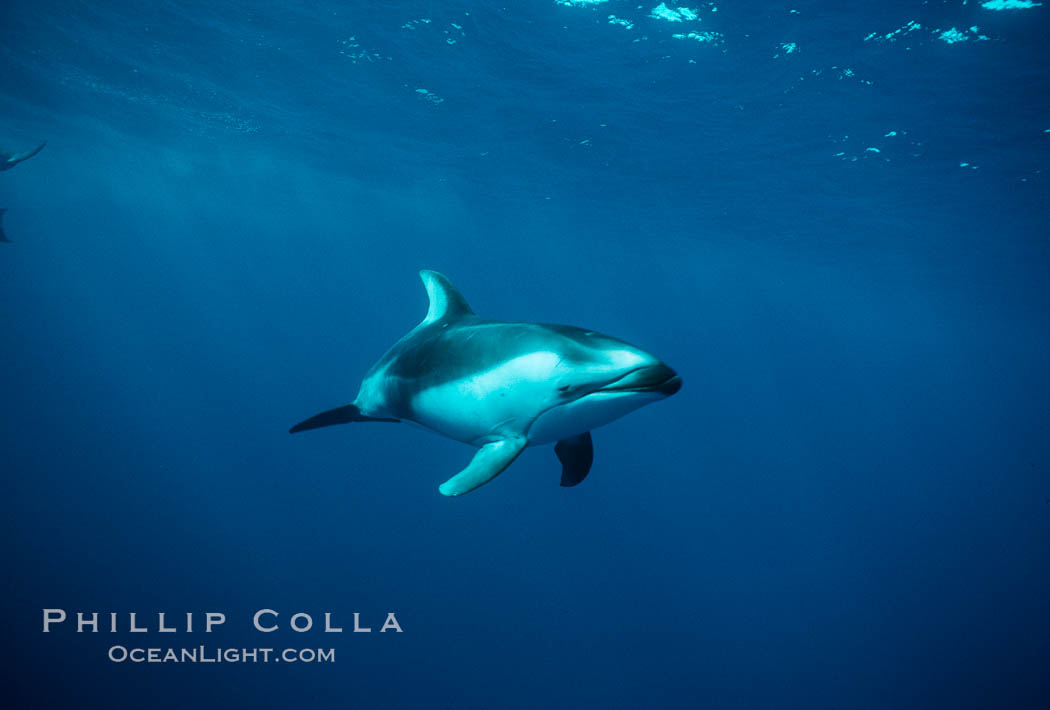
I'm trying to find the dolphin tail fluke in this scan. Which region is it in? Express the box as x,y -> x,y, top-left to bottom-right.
289,404 -> 399,433
555,432 -> 593,487
439,436 -> 527,497
0,208 -> 9,242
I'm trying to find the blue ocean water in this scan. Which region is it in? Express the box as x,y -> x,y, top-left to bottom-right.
2,0 -> 1048,707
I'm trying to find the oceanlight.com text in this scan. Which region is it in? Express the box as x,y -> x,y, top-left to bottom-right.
107,646 -> 336,663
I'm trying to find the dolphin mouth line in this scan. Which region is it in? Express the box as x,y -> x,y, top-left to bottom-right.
597,366 -> 682,395
602,374 -> 681,394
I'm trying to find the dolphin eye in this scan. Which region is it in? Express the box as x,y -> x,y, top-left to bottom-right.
558,385 -> 572,393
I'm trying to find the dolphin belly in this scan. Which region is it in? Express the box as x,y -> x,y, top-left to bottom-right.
527,389 -> 665,445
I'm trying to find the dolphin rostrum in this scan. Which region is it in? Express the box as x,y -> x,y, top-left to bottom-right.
290,270 -> 681,496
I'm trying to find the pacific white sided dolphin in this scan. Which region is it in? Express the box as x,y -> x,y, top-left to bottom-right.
0,141 -> 46,172
1,141 -> 46,242
290,270 -> 681,497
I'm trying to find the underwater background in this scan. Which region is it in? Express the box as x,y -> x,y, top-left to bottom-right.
1,1 -> 1048,708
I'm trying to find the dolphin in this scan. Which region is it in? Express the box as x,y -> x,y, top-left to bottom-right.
0,141 -> 46,172
290,270 -> 681,496
1,141 -> 46,242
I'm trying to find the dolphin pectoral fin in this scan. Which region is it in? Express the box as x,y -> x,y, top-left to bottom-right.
555,432 -> 593,487
439,437 -> 527,497
289,404 -> 399,433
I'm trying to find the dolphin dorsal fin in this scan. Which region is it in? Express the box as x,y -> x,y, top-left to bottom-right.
419,270 -> 474,324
